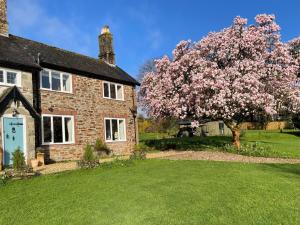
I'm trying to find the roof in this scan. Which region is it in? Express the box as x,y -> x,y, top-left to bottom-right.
0,86 -> 40,119
0,35 -> 41,71
0,34 -> 139,86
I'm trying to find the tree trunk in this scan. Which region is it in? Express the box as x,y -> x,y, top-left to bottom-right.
224,120 -> 241,149
231,128 -> 241,149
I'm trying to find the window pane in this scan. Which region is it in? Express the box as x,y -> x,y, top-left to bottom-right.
112,119 -> 118,140
104,83 -> 109,97
116,85 -> 123,100
43,117 -> 52,143
51,72 -> 61,91
64,117 -> 73,142
41,70 -> 50,89
53,116 -> 63,143
0,70 -> 3,83
119,120 -> 125,140
7,72 -> 17,84
105,119 -> 111,140
62,74 -> 71,92
110,84 -> 116,99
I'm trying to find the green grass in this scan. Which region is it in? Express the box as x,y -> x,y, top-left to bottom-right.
240,130 -> 300,158
140,130 -> 300,158
0,160 -> 299,225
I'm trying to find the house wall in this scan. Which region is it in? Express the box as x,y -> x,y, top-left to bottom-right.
0,70 -> 36,164
38,74 -> 138,162
197,121 -> 232,136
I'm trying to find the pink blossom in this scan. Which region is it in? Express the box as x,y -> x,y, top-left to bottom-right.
140,14 -> 299,131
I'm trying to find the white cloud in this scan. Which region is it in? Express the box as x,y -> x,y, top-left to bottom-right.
8,0 -> 40,31
8,0 -> 96,56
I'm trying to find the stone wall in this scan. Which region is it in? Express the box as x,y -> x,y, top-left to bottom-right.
0,70 -> 36,164
240,121 -> 290,130
0,0 -> 8,36
39,74 -> 138,161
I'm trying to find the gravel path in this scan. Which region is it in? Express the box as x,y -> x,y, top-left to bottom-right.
34,156 -> 130,175
149,151 -> 300,164
35,161 -> 78,175
33,151 -> 299,175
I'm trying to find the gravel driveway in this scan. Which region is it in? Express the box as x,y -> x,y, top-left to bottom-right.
148,151 -> 300,164
33,151 -> 299,175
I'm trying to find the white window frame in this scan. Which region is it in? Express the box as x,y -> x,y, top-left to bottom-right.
104,118 -> 127,142
40,68 -> 73,93
103,81 -> 124,101
0,67 -> 22,87
41,114 -> 75,145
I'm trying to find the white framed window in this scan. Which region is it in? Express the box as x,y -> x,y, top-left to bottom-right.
104,118 -> 126,142
40,69 -> 72,93
103,81 -> 124,100
41,115 -> 75,145
0,67 -> 21,87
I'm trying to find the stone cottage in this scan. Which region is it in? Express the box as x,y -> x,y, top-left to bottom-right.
0,0 -> 139,166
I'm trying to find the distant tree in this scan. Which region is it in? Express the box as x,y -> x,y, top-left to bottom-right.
138,59 -> 156,82
140,14 -> 299,148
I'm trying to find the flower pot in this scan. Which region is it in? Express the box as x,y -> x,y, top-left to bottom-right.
31,159 -> 39,168
36,152 -> 45,166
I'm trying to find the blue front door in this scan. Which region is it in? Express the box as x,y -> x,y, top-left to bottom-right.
3,117 -> 24,166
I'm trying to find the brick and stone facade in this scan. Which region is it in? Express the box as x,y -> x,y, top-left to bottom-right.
0,0 -> 8,37
37,74 -> 138,161
0,70 -> 36,164
0,0 -> 139,165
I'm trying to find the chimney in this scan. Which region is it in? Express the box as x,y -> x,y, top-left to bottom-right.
99,25 -> 115,65
0,0 -> 8,37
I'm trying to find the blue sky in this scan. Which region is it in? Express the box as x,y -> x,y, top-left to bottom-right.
8,0 -> 300,79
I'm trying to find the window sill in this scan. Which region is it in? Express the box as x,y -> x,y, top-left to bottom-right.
0,83 -> 21,88
105,140 -> 127,143
40,88 -> 73,95
103,97 -> 125,101
42,142 -> 75,146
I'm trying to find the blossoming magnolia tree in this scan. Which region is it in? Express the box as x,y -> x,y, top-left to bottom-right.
140,14 -> 299,148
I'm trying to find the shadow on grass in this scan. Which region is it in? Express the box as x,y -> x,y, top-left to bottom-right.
143,136 -> 232,151
264,163 -> 300,176
284,131 -> 300,137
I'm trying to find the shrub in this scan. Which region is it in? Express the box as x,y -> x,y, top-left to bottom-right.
94,138 -> 111,158
78,144 -> 100,168
130,145 -> 146,160
0,171 -> 9,186
223,142 -> 279,158
12,148 -> 26,171
101,157 -> 134,168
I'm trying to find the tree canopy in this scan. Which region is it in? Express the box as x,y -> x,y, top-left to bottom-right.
140,14 -> 300,147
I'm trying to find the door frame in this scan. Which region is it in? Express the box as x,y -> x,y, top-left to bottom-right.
1,114 -> 27,165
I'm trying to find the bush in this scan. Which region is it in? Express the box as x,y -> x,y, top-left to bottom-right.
94,138 -> 111,158
78,144 -> 100,168
12,148 -> 26,171
223,142 -> 279,158
0,172 -> 9,186
130,145 -> 146,160
144,136 -> 229,151
100,157 -> 134,168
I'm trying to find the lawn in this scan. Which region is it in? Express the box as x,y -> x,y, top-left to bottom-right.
0,160 -> 299,225
140,130 -> 300,158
